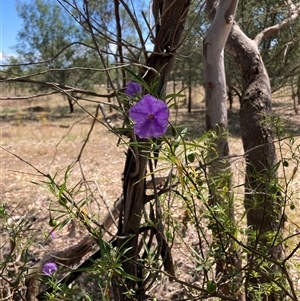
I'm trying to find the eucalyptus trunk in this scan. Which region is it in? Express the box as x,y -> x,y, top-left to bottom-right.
203,0 -> 241,297
226,23 -> 284,301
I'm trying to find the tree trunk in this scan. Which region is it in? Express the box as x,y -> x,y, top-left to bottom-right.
226,23 -> 284,301
188,84 -> 192,113
115,1 -> 191,300
203,0 -> 241,297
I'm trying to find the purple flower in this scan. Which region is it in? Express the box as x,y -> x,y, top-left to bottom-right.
129,94 -> 169,139
125,81 -> 142,97
42,262 -> 58,276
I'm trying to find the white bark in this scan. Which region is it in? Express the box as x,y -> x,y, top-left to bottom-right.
202,1 -> 241,296
203,0 -> 238,136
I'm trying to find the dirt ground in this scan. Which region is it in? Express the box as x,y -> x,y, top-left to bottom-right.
1,85 -> 300,299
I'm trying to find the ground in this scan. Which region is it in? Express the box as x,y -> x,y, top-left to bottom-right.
0,85 -> 300,300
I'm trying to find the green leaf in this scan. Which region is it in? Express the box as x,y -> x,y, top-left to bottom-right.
270,185 -> 279,194
122,67 -> 149,91
49,218 -> 57,227
124,273 -> 142,282
282,160 -> 289,167
170,124 -> 177,137
207,280 -> 217,293
59,218 -> 70,230
59,197 -> 67,206
187,152 -> 195,163
165,93 -> 186,99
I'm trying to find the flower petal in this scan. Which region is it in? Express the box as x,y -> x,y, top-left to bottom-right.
133,115 -> 168,138
154,106 -> 169,121
129,94 -> 169,138
133,119 -> 153,139
42,262 -> 58,275
149,119 -> 165,137
125,81 -> 142,97
129,103 -> 148,123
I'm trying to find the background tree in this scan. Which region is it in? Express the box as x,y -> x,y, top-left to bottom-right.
13,0 -> 113,111
230,2 -> 299,300
171,2 -> 204,113
203,0 -> 240,296
224,0 -> 300,111
206,0 -> 300,299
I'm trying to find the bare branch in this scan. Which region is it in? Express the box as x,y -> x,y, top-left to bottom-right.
253,0 -> 300,46
0,90 -> 60,100
0,63 -> 160,100
0,76 -> 115,99
114,0 -> 127,87
119,0 -> 148,63
0,42 -> 94,67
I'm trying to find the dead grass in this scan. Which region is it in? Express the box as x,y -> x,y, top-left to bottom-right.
1,84 -> 300,299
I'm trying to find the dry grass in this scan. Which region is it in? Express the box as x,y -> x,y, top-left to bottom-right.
1,84 -> 300,299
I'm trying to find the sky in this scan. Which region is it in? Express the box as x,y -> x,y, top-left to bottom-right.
0,0 -> 24,62
0,0 -> 150,64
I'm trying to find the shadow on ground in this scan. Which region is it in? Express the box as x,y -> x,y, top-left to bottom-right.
0,104 -> 92,123
167,106 -> 241,139
1,100 -> 298,139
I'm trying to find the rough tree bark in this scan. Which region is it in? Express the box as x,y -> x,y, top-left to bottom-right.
226,23 -> 284,301
206,1 -> 299,300
114,1 -> 191,300
227,1 -> 299,299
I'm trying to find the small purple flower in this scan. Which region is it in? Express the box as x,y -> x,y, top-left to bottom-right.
129,94 -> 169,139
42,262 -> 58,276
125,81 -> 142,97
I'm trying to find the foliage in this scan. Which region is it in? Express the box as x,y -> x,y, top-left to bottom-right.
170,0 -> 205,112
229,0 -> 300,99
1,77 -> 300,300
12,0 -> 103,90
1,0 -> 300,300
